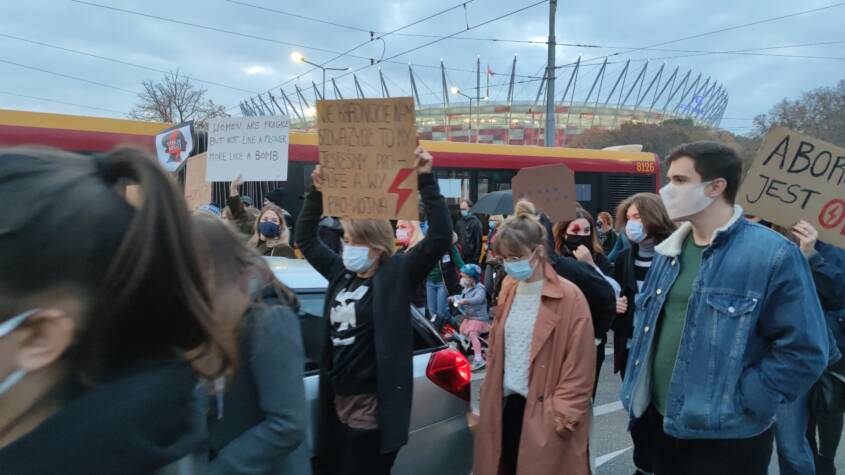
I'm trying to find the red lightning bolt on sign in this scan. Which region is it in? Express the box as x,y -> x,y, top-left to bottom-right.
388,168 -> 415,215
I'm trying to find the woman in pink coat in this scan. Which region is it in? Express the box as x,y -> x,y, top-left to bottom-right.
473,200 -> 596,475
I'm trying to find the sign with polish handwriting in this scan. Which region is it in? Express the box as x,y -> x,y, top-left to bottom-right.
317,97 -> 419,220
738,126 -> 845,248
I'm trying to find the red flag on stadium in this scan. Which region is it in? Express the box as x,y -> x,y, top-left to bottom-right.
487,65 -> 494,77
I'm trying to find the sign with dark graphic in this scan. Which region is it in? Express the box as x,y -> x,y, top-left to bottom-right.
155,122 -> 194,172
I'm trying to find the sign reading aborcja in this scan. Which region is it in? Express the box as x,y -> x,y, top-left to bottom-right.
317,97 -> 419,220
738,126 -> 845,248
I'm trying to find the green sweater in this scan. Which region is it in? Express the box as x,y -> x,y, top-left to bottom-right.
428,245 -> 465,282
651,235 -> 705,415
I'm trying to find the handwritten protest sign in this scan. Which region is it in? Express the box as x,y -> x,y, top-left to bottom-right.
738,126 -> 845,248
184,153 -> 213,211
511,164 -> 576,222
206,116 -> 290,182
317,97 -> 418,220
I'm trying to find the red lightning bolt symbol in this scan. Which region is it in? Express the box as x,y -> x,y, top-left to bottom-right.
388,168 -> 415,215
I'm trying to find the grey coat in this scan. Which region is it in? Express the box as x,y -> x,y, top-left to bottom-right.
460,283 -> 489,322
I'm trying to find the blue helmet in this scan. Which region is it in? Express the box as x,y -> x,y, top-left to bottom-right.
460,264 -> 482,282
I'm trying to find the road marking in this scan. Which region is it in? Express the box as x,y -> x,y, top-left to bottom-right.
596,446 -> 632,467
593,400 -> 624,416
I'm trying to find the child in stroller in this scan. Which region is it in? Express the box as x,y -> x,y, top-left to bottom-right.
448,264 -> 490,371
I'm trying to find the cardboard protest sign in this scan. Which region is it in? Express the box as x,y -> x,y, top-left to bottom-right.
184,153 -> 213,211
738,127 -> 845,248
317,97 -> 418,220
155,122 -> 194,172
511,164 -> 576,223
206,116 -> 290,182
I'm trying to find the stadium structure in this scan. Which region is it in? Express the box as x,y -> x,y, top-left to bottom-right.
239,56 -> 728,147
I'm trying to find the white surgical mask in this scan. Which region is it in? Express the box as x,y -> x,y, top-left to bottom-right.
660,181 -> 714,221
0,309 -> 38,396
342,245 -> 375,273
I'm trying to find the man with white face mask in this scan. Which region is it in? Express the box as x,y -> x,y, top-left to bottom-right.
621,141 -> 829,474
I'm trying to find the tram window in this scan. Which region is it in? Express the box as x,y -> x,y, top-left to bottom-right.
434,169 -> 472,205
478,178 -> 489,198
576,184 -> 592,202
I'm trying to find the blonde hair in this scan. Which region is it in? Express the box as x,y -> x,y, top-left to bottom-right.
491,200 -> 548,258
251,205 -> 291,244
489,214 -> 505,227
397,219 -> 425,249
342,218 -> 397,259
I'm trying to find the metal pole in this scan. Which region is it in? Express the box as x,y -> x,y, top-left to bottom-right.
544,0 -> 557,147
322,68 -> 326,100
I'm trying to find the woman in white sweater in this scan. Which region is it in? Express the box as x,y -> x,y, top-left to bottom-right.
473,200 -> 596,475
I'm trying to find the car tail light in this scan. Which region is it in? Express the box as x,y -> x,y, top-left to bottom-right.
426,348 -> 471,401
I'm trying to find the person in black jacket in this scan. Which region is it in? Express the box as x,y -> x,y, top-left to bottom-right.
295,147 -> 451,475
0,146 -> 236,475
456,198 -> 483,264
193,216 -> 309,475
611,193 -> 676,475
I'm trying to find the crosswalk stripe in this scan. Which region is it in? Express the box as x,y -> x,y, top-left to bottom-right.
593,400 -> 624,416
596,446 -> 633,467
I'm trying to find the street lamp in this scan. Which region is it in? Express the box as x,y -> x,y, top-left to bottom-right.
290,52 -> 348,100
452,88 -> 487,143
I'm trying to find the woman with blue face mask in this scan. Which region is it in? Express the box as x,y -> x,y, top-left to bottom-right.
294,147 -> 452,475
472,200 -> 595,475
609,192 -> 676,475
251,205 -> 296,258
0,147 -> 236,474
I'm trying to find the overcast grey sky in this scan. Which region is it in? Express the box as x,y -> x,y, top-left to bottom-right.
1,0 -> 843,134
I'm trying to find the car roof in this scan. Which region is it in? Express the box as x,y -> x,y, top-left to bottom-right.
265,257 -> 328,292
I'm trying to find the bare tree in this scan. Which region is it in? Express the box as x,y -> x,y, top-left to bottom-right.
753,79 -> 845,147
129,70 -> 228,130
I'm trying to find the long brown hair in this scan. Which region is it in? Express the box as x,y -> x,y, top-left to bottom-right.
615,193 -> 676,244
554,209 -> 604,256
0,146 -> 235,383
251,204 -> 290,244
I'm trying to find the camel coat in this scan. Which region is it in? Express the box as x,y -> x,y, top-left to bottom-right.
473,263 -> 596,475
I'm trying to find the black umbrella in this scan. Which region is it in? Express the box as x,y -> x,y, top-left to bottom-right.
470,190 -> 513,216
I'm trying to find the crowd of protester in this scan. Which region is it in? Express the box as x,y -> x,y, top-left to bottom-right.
1,139 -> 844,475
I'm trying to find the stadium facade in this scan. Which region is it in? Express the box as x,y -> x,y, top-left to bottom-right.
240,56 -> 728,147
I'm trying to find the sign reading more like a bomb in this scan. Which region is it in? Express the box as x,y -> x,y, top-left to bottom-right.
206,116 -> 290,182
738,126 -> 845,248
317,97 -> 419,220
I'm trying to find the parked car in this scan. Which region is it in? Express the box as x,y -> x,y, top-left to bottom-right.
266,257 -> 474,474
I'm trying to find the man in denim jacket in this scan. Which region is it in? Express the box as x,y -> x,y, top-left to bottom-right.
620,141 -> 829,474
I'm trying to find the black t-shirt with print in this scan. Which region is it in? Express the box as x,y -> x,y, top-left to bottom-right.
328,273 -> 377,395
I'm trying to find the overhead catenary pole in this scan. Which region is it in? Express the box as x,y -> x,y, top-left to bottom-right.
544,0 -> 557,147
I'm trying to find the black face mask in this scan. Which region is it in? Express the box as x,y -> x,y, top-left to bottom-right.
564,234 -> 592,252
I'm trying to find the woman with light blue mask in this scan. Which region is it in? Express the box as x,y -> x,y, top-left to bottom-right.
609,192 -> 676,475
295,147 -> 452,475
0,146 -> 237,474
472,200 -> 596,475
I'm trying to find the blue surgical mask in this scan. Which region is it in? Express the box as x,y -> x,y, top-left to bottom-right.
461,210 -> 470,217
342,245 -> 375,273
0,309 -> 38,396
504,258 -> 535,281
488,221 -> 496,229
626,220 -> 647,243
259,221 -> 282,238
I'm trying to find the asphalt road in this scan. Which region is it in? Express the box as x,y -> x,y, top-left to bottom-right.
471,342 -> 845,474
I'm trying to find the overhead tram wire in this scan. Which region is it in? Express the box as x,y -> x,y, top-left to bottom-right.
553,1 -> 845,70
276,0 -> 549,109
0,90 -> 126,115
0,32 -> 259,94
239,0 -> 488,108
224,0 -> 374,34
0,58 -> 136,94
